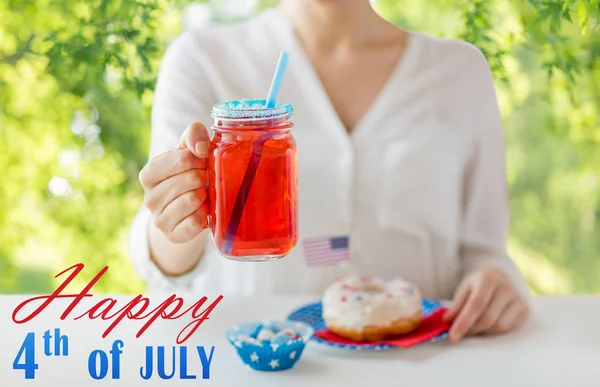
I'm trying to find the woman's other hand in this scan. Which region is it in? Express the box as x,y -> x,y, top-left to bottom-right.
139,122 -> 210,244
443,267 -> 530,342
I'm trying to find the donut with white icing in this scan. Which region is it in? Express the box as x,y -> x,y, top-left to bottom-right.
322,276 -> 423,341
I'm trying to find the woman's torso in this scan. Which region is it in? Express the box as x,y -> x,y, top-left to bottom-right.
183,9 -> 479,300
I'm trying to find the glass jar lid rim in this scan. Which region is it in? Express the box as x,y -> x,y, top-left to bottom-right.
211,99 -> 293,120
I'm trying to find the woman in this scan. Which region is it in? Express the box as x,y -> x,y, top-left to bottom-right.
130,0 -> 530,342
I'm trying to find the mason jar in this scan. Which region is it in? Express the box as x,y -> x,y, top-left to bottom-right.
208,99 -> 298,261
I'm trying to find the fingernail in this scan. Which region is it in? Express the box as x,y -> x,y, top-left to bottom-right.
195,141 -> 208,156
449,333 -> 459,343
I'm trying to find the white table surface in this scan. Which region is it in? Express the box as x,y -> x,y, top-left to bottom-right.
0,294 -> 598,387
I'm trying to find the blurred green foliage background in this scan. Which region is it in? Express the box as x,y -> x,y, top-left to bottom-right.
0,0 -> 599,295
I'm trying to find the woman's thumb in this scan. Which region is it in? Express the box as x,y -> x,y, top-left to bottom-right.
179,122 -> 210,158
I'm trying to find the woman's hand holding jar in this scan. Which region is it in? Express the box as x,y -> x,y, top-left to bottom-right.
138,122 -> 211,275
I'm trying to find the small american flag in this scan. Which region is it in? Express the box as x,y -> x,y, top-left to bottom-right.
302,235 -> 350,266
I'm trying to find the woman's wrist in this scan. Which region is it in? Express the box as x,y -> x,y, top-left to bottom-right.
147,222 -> 207,277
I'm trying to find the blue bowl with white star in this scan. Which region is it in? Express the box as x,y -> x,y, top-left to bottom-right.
226,320 -> 314,371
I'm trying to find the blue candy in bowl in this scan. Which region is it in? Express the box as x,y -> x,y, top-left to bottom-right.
226,320 -> 314,371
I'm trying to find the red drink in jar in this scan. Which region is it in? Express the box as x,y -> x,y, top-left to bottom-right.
208,99 -> 298,261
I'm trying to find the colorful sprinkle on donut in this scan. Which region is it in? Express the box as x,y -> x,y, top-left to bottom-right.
341,296 -> 347,302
